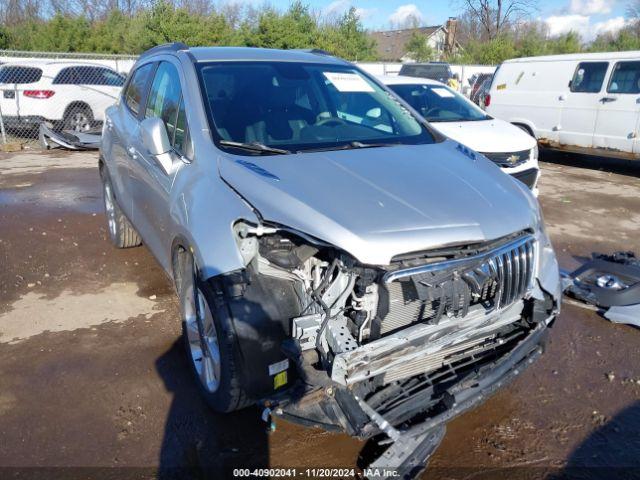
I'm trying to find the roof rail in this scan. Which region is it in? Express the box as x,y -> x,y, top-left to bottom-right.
140,42 -> 188,58
295,48 -> 333,57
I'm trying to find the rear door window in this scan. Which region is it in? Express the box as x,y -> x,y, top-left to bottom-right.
0,66 -> 43,84
53,67 -> 78,84
607,61 -> 640,94
75,67 -> 125,86
570,62 -> 608,93
124,63 -> 154,116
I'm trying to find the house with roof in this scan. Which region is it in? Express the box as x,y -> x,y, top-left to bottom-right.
370,18 -> 462,62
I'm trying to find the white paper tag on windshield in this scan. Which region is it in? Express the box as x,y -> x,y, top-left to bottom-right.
323,72 -> 374,92
432,87 -> 455,98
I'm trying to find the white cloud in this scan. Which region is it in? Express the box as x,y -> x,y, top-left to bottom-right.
389,4 -> 424,27
545,14 -> 590,36
569,0 -> 612,15
323,0 -> 376,20
355,7 -> 377,20
593,16 -> 630,35
545,13 -> 630,40
323,0 -> 349,17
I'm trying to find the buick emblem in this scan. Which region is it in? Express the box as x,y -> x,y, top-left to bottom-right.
461,263 -> 495,297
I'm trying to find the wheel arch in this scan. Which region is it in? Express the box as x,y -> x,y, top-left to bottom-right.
170,235 -> 192,293
63,101 -> 93,120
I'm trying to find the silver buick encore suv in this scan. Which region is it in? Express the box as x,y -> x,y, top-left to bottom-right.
100,43 -> 561,472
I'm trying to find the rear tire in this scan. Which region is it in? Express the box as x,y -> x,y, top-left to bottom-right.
63,105 -> 93,132
101,172 -> 142,248
177,251 -> 252,413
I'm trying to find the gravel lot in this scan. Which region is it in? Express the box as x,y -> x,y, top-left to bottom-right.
0,149 -> 639,479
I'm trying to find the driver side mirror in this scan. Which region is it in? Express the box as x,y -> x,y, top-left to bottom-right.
140,117 -> 171,156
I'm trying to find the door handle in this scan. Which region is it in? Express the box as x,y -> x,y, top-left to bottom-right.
600,97 -> 617,103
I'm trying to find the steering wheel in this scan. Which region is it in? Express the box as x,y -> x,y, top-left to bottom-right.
316,117 -> 347,127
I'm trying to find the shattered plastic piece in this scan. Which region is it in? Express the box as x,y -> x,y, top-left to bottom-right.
563,251 -> 640,308
364,425 -> 446,480
604,304 -> 640,328
39,123 -> 101,151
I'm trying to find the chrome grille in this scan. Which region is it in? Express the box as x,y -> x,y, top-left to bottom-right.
480,149 -> 531,168
379,235 -> 536,333
488,236 -> 535,308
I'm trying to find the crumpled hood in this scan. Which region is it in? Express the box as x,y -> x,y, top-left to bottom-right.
433,119 -> 536,153
218,139 -> 539,265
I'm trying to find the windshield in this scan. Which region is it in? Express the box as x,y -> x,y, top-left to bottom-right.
388,83 -> 490,123
197,62 -> 434,154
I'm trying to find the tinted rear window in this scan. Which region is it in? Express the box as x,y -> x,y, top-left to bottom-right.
54,66 -> 125,86
400,64 -> 451,81
0,66 -> 43,84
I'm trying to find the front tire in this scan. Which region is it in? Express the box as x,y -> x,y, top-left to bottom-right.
178,253 -> 251,412
101,172 -> 142,248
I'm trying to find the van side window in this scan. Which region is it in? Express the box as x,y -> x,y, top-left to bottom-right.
124,63 -> 154,116
570,62 -> 608,93
608,61 -> 640,94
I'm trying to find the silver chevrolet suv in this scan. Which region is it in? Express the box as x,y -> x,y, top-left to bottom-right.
100,43 -> 561,472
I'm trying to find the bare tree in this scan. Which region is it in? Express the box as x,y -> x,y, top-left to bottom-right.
459,0 -> 537,39
1,0 -> 43,25
626,0 -> 640,35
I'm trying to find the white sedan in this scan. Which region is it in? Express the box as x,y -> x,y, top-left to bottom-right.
379,75 -> 540,195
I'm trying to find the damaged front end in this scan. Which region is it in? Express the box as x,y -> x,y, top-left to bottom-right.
213,221 -> 560,476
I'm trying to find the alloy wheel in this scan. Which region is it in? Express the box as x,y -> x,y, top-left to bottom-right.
184,283 -> 221,393
103,181 -> 117,240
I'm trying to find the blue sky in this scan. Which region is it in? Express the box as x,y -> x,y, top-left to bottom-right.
281,0 -> 629,41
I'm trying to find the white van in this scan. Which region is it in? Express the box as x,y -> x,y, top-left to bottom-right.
486,51 -> 640,159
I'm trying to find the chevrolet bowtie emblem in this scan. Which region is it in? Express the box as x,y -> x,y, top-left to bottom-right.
507,154 -> 520,164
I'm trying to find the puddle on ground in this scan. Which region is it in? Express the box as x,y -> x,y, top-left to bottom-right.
0,182 -> 102,214
0,282 -> 161,344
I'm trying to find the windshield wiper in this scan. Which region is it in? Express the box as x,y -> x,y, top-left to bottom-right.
298,141 -> 399,153
219,140 -> 291,155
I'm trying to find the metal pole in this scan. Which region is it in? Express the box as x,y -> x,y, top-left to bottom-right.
0,102 -> 7,144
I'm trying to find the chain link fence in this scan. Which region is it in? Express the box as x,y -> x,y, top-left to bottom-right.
0,50 -> 137,149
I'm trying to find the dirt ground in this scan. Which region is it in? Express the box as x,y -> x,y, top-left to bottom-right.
0,149 -> 639,480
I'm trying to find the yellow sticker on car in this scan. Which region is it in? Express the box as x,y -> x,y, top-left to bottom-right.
274,371 -> 287,389
497,84 -> 507,90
